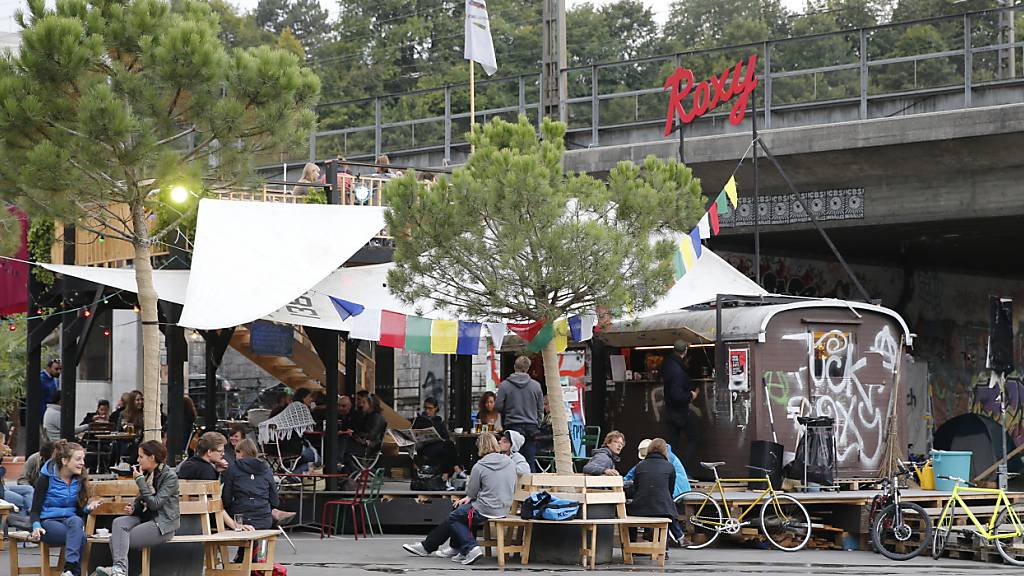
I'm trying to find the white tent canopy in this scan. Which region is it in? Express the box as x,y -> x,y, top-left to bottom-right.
44,245 -> 764,333
176,199 -> 387,329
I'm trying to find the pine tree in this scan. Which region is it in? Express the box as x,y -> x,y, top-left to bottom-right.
0,0 -> 320,441
385,117 -> 705,474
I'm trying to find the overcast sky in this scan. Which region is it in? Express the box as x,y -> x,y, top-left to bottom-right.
0,0 -> 809,33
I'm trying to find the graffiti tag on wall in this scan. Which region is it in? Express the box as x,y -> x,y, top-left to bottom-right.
767,326 -> 897,467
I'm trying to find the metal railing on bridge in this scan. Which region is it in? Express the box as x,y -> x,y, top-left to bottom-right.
310,5 -> 1024,164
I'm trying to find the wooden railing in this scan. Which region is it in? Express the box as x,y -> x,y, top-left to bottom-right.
52,177 -> 395,266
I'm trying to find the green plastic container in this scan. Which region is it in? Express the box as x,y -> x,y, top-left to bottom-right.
931,450 -> 972,491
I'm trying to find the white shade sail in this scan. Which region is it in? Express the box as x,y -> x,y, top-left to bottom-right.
177,199 -> 387,329
637,247 -> 767,318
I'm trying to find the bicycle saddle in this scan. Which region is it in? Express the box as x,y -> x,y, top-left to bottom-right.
701,461 -> 726,470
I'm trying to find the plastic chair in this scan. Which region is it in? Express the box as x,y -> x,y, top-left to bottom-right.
572,426 -> 602,471
362,468 -> 386,536
321,469 -> 370,539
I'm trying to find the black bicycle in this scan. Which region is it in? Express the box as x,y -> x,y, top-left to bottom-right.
869,460 -> 932,561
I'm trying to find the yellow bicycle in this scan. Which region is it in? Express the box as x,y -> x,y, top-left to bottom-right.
931,474 -> 1024,565
676,461 -> 812,551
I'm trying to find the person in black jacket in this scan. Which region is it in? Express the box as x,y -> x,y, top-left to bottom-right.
222,439 -> 278,530
352,391 -> 386,458
412,397 -> 456,473
625,438 -> 684,547
177,432 -> 227,481
662,341 -> 699,466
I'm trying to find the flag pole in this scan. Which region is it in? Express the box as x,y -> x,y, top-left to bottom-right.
470,60 -> 476,153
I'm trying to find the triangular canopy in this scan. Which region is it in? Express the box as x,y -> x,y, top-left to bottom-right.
638,248 -> 766,317
177,199 -> 387,329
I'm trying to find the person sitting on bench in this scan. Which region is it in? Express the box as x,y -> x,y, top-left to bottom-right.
624,438 -> 684,548
402,433 -> 516,565
30,440 -> 102,576
95,440 -> 180,576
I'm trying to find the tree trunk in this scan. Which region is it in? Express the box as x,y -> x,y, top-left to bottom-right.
541,338 -> 574,475
130,203 -> 162,443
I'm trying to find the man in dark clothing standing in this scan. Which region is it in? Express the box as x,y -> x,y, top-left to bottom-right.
38,359 -> 61,419
662,340 -> 699,467
177,432 -> 227,480
496,356 -> 545,471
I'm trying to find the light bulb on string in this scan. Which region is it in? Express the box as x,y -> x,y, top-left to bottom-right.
82,308 -> 92,318
132,304 -> 141,313
8,322 -> 15,332
102,327 -> 111,337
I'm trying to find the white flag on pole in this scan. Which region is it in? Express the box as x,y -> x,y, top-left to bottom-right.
464,0 -> 497,75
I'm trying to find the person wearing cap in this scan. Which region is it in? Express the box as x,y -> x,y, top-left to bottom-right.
662,340 -> 699,466
625,438 -> 691,498
498,430 -> 531,476
582,431 -> 625,476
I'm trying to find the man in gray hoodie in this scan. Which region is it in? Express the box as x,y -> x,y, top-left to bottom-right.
499,430 -> 531,476
403,434 -> 516,565
496,355 -> 544,471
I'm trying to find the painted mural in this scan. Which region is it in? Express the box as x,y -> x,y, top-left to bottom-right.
723,250 -> 1024,451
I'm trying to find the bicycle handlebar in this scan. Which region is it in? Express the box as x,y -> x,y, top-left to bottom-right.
936,474 -> 977,487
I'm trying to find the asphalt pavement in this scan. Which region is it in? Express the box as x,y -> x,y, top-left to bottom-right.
3,532 -> 1017,575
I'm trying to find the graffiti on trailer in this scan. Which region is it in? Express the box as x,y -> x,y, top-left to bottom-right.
773,326 -> 897,467
973,372 -> 1024,446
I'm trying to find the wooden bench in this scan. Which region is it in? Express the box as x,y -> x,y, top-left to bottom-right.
487,474 -> 671,569
1,501 -> 13,551
9,480 -> 278,576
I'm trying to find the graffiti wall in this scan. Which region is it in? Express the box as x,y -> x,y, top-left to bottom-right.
722,250 -> 1024,451
757,311 -> 902,476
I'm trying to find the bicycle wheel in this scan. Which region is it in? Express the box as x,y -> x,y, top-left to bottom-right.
931,502 -> 955,559
871,501 -> 932,561
761,494 -> 812,551
993,502 -> 1024,566
676,490 -> 723,549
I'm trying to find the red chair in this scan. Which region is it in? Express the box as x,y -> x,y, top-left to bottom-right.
321,469 -> 370,539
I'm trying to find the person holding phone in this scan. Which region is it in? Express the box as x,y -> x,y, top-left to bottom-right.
29,440 -> 101,576
94,441 -> 180,576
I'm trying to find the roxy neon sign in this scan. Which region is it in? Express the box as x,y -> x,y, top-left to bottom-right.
663,54 -> 759,135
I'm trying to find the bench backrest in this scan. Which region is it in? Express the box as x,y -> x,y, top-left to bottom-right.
85,480 -> 224,536
513,474 -> 626,520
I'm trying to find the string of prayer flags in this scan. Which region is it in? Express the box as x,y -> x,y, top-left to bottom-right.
405,315 -> 433,353
716,190 -> 731,215
553,318 -> 569,352
349,308 -> 382,341
506,320 -> 546,342
697,212 -> 711,239
708,202 -> 721,235
457,322 -> 483,355
379,310 -> 408,348
430,319 -> 459,354
689,227 -> 702,259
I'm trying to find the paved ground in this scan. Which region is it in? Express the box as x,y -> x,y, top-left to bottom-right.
6,532 -> 1016,575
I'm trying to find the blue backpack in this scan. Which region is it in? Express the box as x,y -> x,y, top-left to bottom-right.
520,491 -> 581,521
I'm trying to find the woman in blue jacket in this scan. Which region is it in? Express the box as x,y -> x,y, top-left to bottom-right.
29,440 -> 100,576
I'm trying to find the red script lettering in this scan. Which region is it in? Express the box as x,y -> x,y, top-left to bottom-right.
663,54 -> 759,135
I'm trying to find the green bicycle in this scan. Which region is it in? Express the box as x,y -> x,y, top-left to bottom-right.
677,461 -> 812,551
931,474 -> 1024,565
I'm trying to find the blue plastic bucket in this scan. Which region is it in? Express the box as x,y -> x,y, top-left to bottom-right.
931,450 -> 972,491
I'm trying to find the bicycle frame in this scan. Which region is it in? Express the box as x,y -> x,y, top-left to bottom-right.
941,485 -> 1024,541
703,467 -> 783,526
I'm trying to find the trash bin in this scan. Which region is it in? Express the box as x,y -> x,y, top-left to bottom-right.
932,450 -> 972,491
749,440 -> 784,490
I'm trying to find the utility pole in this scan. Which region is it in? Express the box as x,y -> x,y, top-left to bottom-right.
542,0 -> 567,123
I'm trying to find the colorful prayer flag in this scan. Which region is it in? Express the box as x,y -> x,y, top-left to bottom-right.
724,176 -> 738,208
697,213 -> 711,239
709,202 -> 720,235
526,321 -> 555,353
405,316 -> 432,353
689,227 -> 702,260
457,322 -> 482,355
568,314 -> 595,342
672,248 -> 685,280
507,320 -> 546,342
348,308 -> 382,341
716,190 -> 731,215
329,296 -> 364,320
430,319 -> 459,354
679,236 -> 695,270
379,310 -> 407,348
554,318 -> 569,352
486,322 -> 507,350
